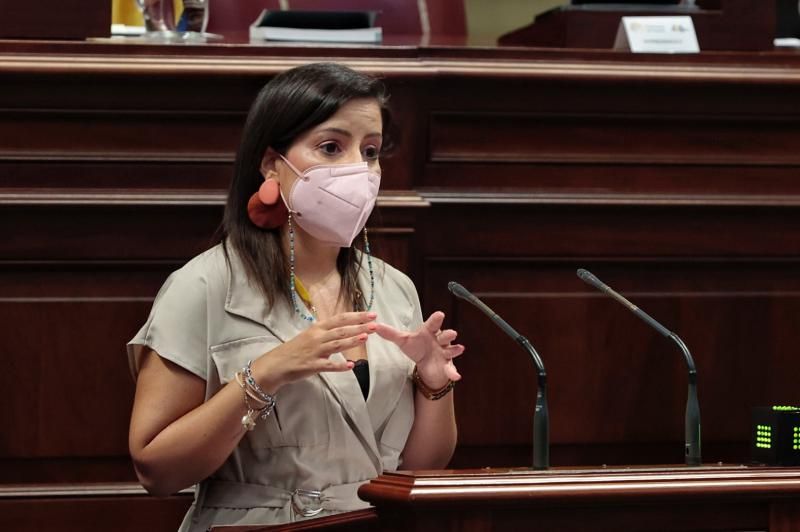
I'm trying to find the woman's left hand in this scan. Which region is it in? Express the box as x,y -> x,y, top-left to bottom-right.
375,311 -> 464,389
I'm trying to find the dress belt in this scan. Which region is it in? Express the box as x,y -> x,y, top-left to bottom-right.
201,479 -> 370,517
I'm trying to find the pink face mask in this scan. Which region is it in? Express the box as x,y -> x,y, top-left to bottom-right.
279,155 -> 381,248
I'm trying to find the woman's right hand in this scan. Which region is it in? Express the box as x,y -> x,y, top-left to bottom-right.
250,311 -> 377,393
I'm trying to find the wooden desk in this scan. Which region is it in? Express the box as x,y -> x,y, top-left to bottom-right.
209,466 -> 800,531
3,39 -> 800,530
358,466 -> 800,531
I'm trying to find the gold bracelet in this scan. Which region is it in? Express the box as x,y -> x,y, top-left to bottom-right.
412,366 -> 455,401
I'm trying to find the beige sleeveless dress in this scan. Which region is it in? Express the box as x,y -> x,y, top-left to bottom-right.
127,244 -> 419,531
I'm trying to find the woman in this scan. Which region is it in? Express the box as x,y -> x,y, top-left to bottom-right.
127,63 -> 464,531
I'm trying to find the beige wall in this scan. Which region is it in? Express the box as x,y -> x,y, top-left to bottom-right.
465,0 -> 569,40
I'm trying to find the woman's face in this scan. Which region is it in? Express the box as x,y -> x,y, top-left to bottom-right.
267,97 -> 383,193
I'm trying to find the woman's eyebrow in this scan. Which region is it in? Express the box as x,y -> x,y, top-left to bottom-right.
315,127 -> 382,138
316,127 -> 352,137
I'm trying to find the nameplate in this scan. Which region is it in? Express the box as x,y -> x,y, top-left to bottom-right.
614,16 -> 700,54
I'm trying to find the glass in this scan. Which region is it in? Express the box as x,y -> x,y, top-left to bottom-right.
181,0 -> 210,33
136,0 -> 220,43
135,0 -> 180,41
178,0 -> 222,42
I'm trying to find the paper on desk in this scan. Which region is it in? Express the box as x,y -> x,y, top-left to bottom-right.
775,38 -> 800,48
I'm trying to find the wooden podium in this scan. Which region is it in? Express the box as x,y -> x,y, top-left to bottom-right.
498,0 -> 775,51
213,466 -> 800,531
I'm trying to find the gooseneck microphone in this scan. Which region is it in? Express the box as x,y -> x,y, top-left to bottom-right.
576,268 -> 701,466
448,281 -> 549,470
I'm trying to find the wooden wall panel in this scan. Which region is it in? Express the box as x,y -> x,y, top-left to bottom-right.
0,0 -> 110,41
430,113 -> 800,165
1,299 -> 141,456
421,162 -> 800,196
0,77 -> 425,192
424,257 -> 800,466
415,203 -> 800,258
421,76 -> 800,194
416,200 -> 800,466
0,159 -> 234,189
0,492 -> 191,532
0,264 -> 176,466
0,109 -> 243,156
427,111 -> 800,194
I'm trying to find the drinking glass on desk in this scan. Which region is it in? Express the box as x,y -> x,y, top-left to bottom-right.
177,0 -> 222,42
136,0 -> 181,41
136,0 -> 221,42
179,0 -> 209,32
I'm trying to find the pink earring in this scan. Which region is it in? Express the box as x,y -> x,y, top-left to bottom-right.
247,172 -> 289,229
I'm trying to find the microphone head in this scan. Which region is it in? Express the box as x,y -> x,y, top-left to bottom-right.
576,268 -> 598,285
448,281 -> 469,300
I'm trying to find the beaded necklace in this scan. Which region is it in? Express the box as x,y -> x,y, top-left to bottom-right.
293,276 -> 318,319
288,213 -> 375,322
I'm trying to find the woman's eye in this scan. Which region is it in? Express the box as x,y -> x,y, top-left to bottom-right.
319,142 -> 341,156
363,145 -> 380,161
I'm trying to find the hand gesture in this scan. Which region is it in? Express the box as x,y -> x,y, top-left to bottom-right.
375,311 -> 464,389
253,311 -> 377,392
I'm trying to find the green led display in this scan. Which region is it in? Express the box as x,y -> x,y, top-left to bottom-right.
751,406 -> 800,464
755,421 -> 772,451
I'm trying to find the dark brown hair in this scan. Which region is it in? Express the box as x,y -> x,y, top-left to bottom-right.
218,63 -> 392,311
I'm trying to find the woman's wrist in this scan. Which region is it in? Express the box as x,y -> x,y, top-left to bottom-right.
412,366 -> 455,400
250,355 -> 283,396
414,358 -> 450,388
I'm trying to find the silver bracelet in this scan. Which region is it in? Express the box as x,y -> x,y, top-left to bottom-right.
243,360 -> 276,413
235,372 -> 271,431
